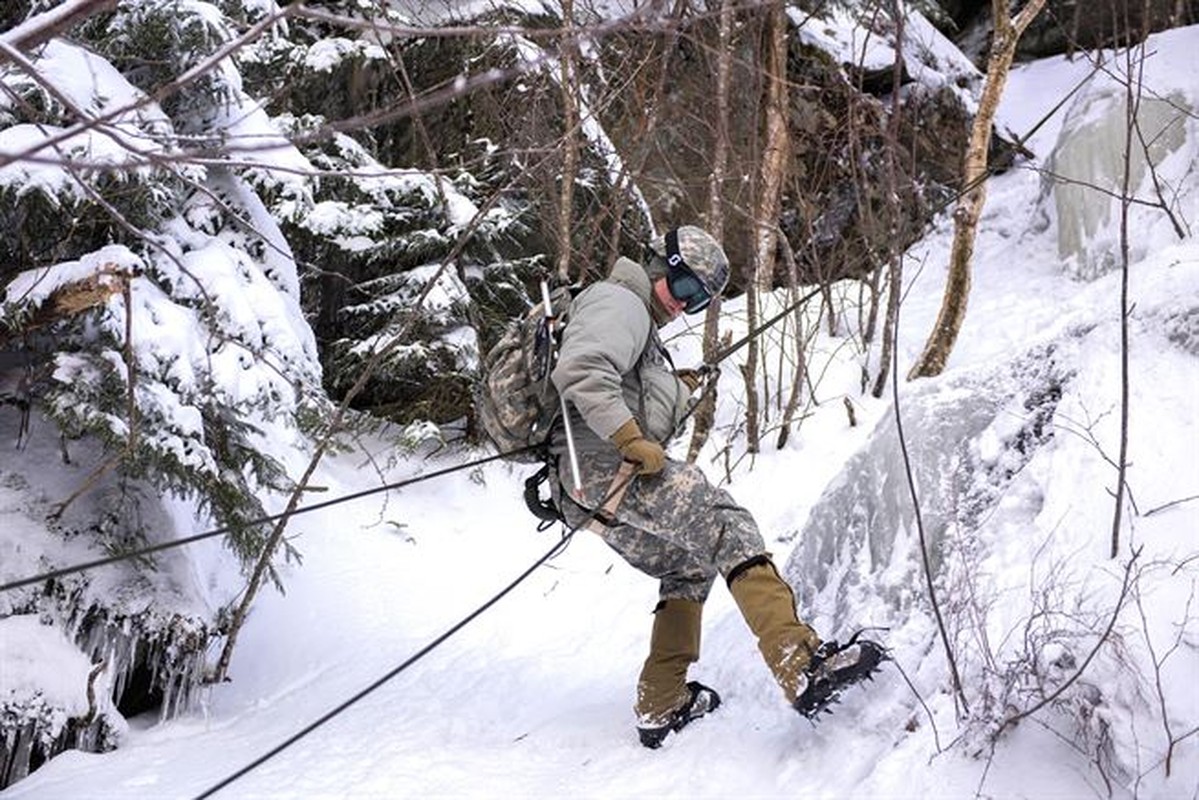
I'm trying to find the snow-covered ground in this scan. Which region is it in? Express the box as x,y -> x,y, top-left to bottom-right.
3,22 -> 1198,800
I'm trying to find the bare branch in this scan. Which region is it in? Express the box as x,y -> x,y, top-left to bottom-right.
1144,494 -> 1199,517
0,5 -> 296,170
996,546 -> 1142,735
0,0 -> 116,59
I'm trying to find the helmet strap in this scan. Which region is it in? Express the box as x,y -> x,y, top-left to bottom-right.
665,228 -> 687,272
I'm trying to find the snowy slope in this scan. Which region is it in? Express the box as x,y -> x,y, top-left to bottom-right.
3,23 -> 1198,800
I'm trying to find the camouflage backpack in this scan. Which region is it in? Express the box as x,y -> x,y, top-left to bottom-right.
477,284 -> 577,462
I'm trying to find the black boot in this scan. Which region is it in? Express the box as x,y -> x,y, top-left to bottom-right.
793,633 -> 887,719
637,681 -> 721,749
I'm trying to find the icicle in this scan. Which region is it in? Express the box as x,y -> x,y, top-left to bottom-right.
10,722 -> 33,784
159,667 -> 175,723
6,594 -> 218,788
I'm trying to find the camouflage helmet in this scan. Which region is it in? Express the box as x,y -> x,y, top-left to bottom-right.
649,225 -> 731,301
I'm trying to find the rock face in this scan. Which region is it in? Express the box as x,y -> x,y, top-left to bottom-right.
1,616 -> 122,788
1016,0 -> 1194,59
1,600 -> 215,789
294,4 -> 991,429
584,6 -> 984,290
0,609 -> 209,789
935,1 -> 1196,63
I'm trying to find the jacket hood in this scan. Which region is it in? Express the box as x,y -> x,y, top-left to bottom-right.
609,255 -> 675,326
607,256 -> 653,308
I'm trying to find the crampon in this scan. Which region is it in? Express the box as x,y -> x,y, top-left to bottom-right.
793,630 -> 888,720
637,681 -> 721,749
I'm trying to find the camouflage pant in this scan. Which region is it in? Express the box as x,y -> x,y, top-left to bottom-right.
555,449 -> 766,604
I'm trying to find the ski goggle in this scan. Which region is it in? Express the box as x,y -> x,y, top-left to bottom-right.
664,229 -> 713,314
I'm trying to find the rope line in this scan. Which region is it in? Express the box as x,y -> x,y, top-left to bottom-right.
186,125 -> 1068,797
193,534 -> 567,798
190,467 -> 636,800
191,361 -> 721,797
0,446 -> 531,594
0,281 -> 811,597
1,138 -> 1038,598
3,38 -> 1085,798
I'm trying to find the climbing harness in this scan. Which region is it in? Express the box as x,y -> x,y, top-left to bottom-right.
523,461 -> 564,529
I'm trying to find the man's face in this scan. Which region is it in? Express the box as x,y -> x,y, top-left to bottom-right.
652,276 -> 686,320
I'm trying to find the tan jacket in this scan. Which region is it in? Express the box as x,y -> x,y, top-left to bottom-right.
550,257 -> 690,450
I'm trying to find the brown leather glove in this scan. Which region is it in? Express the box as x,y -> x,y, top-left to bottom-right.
611,418 -> 666,474
674,369 -> 701,393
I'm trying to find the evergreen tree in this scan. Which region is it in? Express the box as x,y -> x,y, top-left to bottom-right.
1,1 -> 324,565
232,0 -> 544,431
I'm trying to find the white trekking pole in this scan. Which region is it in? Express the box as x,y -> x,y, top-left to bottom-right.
541,281 -> 583,499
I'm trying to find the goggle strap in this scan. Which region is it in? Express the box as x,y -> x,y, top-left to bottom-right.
665,228 -> 713,313
665,228 -> 686,273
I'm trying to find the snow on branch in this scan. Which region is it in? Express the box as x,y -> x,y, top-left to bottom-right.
0,0 -> 116,60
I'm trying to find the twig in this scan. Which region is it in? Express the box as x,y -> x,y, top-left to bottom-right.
0,7 -> 297,169
0,0 -> 116,58
48,456 -> 120,521
1132,116 -> 1188,239
996,546 -> 1142,735
890,655 -> 943,753
1110,25 -> 1146,560
1144,494 -> 1199,517
890,252 -> 969,715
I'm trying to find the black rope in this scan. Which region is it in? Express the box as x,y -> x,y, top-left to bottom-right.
0,445 -> 535,594
0,274 -> 812,598
696,144 -> 1038,374
706,285 -> 826,368
191,348 -> 729,797
12,58 -> 1081,799
191,466 -> 637,800
179,300 -> 776,799
1,119 -> 1044,599
190,302 -> 738,797
200,80 -> 1094,796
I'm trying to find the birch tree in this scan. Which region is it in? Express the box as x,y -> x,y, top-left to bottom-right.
556,0 -> 580,282
907,0 -> 1047,379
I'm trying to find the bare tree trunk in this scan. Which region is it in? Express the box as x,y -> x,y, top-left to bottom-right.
753,0 -> 790,295
687,0 -> 734,463
743,0 -> 790,454
1172,0 -> 1189,26
1111,2 -> 1146,559
871,1 -> 907,399
556,0 -> 580,282
849,3 -> 884,348
775,233 -> 807,449
907,0 -> 1047,380
741,281 -> 762,455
